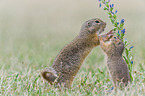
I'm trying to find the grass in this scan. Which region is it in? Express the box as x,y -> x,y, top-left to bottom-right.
0,0 -> 145,95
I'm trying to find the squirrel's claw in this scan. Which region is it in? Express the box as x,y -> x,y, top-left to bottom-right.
106,29 -> 115,35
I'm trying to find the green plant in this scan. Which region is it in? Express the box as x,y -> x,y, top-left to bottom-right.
98,0 -> 134,81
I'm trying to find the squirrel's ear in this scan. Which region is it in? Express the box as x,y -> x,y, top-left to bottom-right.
41,71 -> 57,84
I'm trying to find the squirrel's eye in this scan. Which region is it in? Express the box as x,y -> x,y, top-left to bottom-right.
95,20 -> 100,23
87,23 -> 91,27
114,37 -> 117,39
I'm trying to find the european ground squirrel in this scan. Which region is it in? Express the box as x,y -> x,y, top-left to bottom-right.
41,18 -> 107,88
99,35 -> 131,89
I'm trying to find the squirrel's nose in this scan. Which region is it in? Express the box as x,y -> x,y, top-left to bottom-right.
102,22 -> 106,28
101,22 -> 106,27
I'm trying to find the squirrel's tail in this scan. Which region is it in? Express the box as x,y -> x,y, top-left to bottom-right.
41,67 -> 57,84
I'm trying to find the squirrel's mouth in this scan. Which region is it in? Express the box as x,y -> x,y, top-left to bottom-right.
97,27 -> 105,34
99,29 -> 114,42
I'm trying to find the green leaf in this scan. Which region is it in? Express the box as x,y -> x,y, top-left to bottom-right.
120,33 -> 125,39
107,12 -> 111,15
124,40 -> 127,45
116,33 -> 120,37
113,14 -> 117,19
113,28 -> 117,31
110,7 -> 113,11
120,23 -> 124,28
104,7 -> 108,10
129,48 -> 131,52
125,48 -> 129,58
123,56 -> 129,64
109,16 -> 112,18
111,19 -> 114,23
130,72 -> 133,81
114,22 -> 118,27
106,3 -> 109,8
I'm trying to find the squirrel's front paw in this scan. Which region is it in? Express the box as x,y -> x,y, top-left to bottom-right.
106,29 -> 114,39
101,29 -> 114,41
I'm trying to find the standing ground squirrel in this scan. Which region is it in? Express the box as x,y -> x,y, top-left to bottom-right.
41,18 -> 107,88
99,35 -> 131,89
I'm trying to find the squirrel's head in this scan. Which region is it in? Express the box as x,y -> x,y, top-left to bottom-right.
100,36 -> 125,56
80,18 -> 106,36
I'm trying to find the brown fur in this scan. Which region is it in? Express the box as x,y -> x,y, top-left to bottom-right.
41,18 -> 106,88
99,35 -> 131,89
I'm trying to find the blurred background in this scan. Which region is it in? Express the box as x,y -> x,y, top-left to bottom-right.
0,0 -> 144,73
